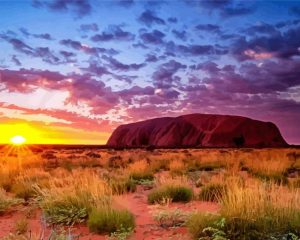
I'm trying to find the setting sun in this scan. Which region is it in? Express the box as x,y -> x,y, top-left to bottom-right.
10,135 -> 26,145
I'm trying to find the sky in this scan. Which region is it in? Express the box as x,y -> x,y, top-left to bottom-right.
0,0 -> 300,145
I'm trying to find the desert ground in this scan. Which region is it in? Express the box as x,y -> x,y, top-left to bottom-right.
0,145 -> 300,240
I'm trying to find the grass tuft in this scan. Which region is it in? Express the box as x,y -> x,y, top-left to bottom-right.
148,185 -> 193,204
198,183 -> 227,202
88,207 -> 135,234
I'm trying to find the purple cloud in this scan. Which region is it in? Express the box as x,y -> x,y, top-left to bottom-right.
138,10 -> 165,27
103,56 -> 145,71
79,23 -> 99,32
33,0 -> 91,18
91,25 -> 135,42
140,29 -> 165,45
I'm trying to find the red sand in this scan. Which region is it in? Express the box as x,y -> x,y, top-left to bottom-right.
0,186 -> 219,239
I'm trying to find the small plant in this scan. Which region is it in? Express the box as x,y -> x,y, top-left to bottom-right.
48,227 -> 79,240
187,212 -> 222,239
136,179 -> 154,190
42,199 -> 88,225
153,208 -> 188,228
14,218 -> 28,235
11,182 -> 36,201
169,160 -> 185,176
110,177 -> 137,194
130,171 -> 154,181
108,226 -> 133,240
88,207 -> 135,234
0,188 -> 23,215
200,218 -> 228,240
253,172 -> 288,185
148,185 -> 193,204
199,183 -> 227,202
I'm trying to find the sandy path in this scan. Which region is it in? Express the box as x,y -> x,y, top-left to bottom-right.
114,186 -> 219,240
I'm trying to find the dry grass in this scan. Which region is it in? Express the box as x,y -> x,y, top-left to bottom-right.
0,146 -> 300,239
188,178 -> 300,239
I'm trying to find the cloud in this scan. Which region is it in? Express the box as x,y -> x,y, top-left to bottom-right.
90,25 -> 135,42
197,0 -> 255,18
172,29 -> 187,41
140,29 -> 165,45
79,23 -> 99,32
138,10 -> 165,27
60,39 -> 119,55
0,35 -> 60,64
220,4 -> 255,17
243,22 -> 278,35
167,17 -> 178,23
152,60 -> 186,89
102,56 -> 145,71
145,54 -> 159,62
177,44 -> 224,56
117,0 -> 135,7
33,0 -> 92,18
19,27 -> 54,40
11,55 -> 21,66
194,59 -> 300,94
59,50 -> 76,58
232,24 -> 300,60
195,24 -> 221,33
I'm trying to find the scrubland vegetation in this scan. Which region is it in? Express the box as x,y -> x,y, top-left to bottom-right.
0,146 -> 299,239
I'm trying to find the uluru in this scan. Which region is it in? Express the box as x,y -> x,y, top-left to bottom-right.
107,114 -> 288,148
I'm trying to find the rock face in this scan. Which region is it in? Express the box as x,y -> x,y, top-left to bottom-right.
107,114 -> 288,148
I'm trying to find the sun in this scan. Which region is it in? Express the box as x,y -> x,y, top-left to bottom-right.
10,135 -> 26,145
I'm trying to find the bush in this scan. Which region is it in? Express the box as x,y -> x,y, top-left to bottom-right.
169,160 -> 186,176
153,209 -> 188,228
254,172 -> 288,185
128,160 -> 154,181
198,183 -> 227,202
11,182 -> 36,201
88,207 -> 135,234
41,194 -> 90,225
130,172 -> 154,182
0,189 -> 23,215
187,212 -> 223,239
148,185 -> 193,204
188,182 -> 300,240
110,177 -> 137,194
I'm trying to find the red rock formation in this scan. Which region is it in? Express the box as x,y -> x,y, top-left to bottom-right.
107,114 -> 288,147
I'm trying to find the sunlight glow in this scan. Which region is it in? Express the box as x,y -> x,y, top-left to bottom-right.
10,135 -> 26,145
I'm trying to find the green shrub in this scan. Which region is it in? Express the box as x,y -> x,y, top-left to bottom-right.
148,185 -> 193,204
108,226 -> 133,240
199,183 -> 227,202
187,212 -> 222,239
189,182 -> 300,240
41,195 -> 89,225
88,207 -> 135,234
